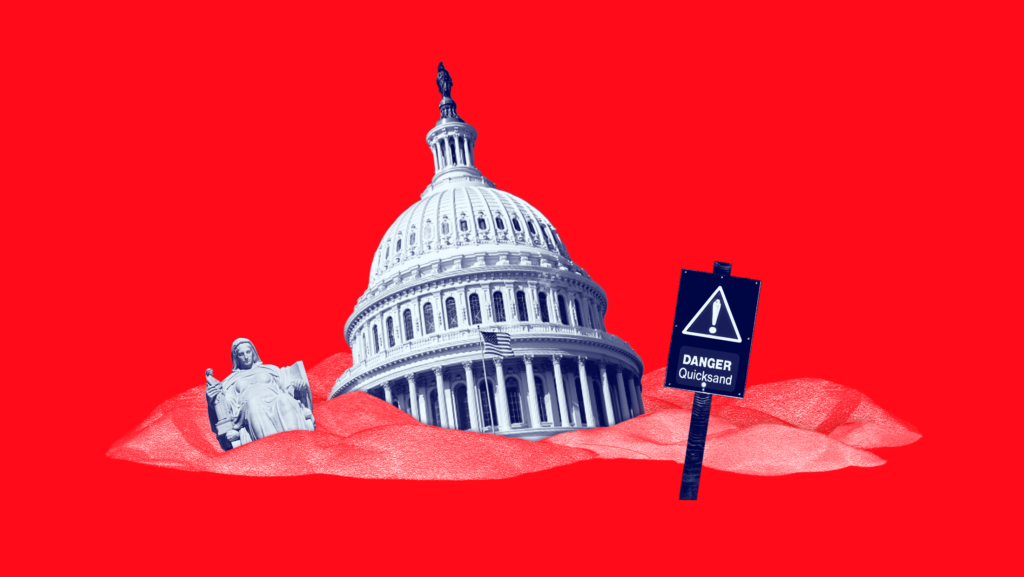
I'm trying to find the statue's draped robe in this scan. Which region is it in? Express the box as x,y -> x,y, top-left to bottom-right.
220,364 -> 314,444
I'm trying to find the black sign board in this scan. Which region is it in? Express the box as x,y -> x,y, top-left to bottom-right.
665,269 -> 761,399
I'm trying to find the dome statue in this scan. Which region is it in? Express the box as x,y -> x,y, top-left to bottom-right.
330,64 -> 644,440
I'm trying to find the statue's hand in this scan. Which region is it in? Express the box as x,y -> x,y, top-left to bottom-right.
206,368 -> 213,377
225,429 -> 240,442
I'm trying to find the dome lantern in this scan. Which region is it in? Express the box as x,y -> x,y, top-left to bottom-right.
425,63 -> 489,193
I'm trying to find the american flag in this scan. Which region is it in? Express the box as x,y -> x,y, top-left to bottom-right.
480,331 -> 513,357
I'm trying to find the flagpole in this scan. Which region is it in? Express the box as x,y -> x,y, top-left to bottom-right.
479,329 -> 497,433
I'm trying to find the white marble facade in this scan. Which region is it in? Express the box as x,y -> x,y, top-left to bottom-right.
330,76 -> 643,440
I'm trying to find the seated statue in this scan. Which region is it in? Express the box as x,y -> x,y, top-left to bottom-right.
205,338 -> 315,450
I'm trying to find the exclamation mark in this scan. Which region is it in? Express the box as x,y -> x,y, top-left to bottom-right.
709,299 -> 721,334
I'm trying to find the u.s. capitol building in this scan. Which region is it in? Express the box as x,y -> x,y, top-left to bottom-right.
330,64 -> 644,440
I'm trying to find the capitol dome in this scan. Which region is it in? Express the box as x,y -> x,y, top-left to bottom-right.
331,63 -> 644,440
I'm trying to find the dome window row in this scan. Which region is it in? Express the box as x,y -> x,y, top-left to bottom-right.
374,214 -> 562,276
354,285 -> 606,363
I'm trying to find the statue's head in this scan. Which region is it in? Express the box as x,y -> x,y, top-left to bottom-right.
438,62 -> 445,73
230,338 -> 261,371
234,343 -> 256,370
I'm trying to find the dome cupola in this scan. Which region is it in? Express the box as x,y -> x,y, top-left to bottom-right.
424,62 -> 493,191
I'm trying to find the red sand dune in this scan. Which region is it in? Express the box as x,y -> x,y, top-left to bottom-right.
108,353 -> 920,479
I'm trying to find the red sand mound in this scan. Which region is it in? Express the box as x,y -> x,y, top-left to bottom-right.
107,353 -> 920,479
307,351 -> 352,404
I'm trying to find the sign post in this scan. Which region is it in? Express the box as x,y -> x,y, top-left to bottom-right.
668,262 -> 761,500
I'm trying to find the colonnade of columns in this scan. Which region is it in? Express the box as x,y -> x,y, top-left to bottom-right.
430,134 -> 474,173
372,354 -> 645,435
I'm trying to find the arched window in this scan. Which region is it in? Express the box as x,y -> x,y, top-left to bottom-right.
512,217 -> 522,232
403,309 -> 414,340
385,243 -> 390,260
372,325 -> 380,353
540,225 -> 553,250
536,377 -> 548,422
496,216 -> 505,230
459,218 -> 468,232
442,220 -> 450,235
409,232 -> 416,246
574,299 -> 584,327
558,295 -> 569,325
386,317 -> 395,347
538,292 -> 550,322
423,302 -> 435,334
446,297 -> 458,328
527,220 -> 536,235
477,217 -> 487,230
424,221 -> 433,239
469,293 -> 482,325
455,385 -> 470,431
506,378 -> 523,424
516,291 -> 528,322
479,379 -> 496,428
396,238 -> 402,252
493,291 -> 506,323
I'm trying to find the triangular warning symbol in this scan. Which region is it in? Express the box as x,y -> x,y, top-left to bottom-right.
681,286 -> 743,343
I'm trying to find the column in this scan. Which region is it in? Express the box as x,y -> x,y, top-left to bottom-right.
631,375 -> 645,415
625,370 -> 640,419
406,374 -> 421,422
566,370 -> 581,426
523,355 -> 542,427
444,370 -> 457,428
543,369 -> 560,427
395,306 -> 404,346
577,357 -> 596,427
527,282 -> 540,321
493,358 -> 512,432
376,311 -> 385,351
551,355 -> 570,427
549,286 -> 560,324
484,284 -> 494,323
546,285 -> 558,323
433,367 -> 450,429
420,384 -> 433,426
413,297 -> 423,338
431,142 -> 439,172
567,293 -> 578,327
383,382 -> 393,405
453,137 -> 463,165
458,289 -> 468,326
462,361 -> 480,432
599,361 -> 616,426
615,368 -> 631,421
463,136 -> 472,166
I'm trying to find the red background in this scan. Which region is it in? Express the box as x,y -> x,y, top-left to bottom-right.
4,2 -> 1018,573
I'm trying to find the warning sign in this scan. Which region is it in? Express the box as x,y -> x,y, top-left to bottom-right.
681,286 -> 742,343
664,269 -> 761,399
